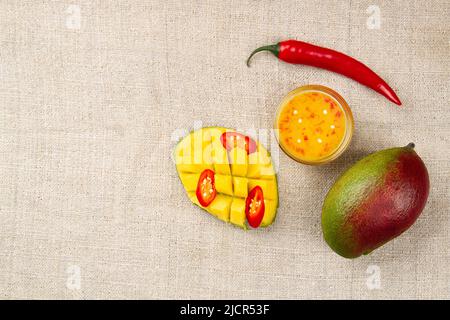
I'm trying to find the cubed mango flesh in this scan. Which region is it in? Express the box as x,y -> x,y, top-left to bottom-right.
207,194 -> 232,222
248,178 -> 278,201
179,173 -> 200,192
261,199 -> 277,227
230,198 -> 246,229
211,138 -> 231,175
177,128 -> 278,229
215,174 -> 233,196
232,176 -> 248,198
229,147 -> 248,177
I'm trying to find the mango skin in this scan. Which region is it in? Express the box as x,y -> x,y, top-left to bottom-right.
322,144 -> 429,258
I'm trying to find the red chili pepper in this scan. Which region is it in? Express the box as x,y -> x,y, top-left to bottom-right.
247,40 -> 401,106
196,169 -> 216,207
220,132 -> 257,154
245,186 -> 265,228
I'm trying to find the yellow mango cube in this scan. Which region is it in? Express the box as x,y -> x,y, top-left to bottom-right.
248,178 -> 277,200
261,199 -> 277,227
215,174 -> 233,196
247,147 -> 276,179
248,147 -> 272,166
211,138 -> 231,175
207,194 -> 232,222
232,176 -> 248,198
247,163 -> 276,179
230,198 -> 246,229
229,147 -> 248,177
187,192 -> 200,206
179,173 -> 200,192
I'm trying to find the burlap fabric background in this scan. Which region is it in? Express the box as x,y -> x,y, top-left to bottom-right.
0,0 -> 448,299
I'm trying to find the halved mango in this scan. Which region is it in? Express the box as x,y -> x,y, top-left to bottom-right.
176,127 -> 278,229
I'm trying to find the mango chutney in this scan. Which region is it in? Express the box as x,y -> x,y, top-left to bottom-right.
275,85 -> 354,165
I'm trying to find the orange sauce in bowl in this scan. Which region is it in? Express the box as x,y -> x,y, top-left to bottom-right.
275,85 -> 353,165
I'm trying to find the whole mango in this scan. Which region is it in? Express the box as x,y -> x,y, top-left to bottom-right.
322,143 -> 429,258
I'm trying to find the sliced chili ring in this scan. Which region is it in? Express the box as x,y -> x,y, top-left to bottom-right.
245,186 -> 265,228
220,132 -> 257,155
196,169 -> 216,207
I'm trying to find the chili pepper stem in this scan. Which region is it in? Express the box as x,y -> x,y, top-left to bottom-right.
246,44 -> 279,67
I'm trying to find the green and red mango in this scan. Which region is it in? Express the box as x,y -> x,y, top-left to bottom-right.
322,143 -> 430,258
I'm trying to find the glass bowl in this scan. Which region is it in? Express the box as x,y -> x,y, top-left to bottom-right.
274,85 -> 354,165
